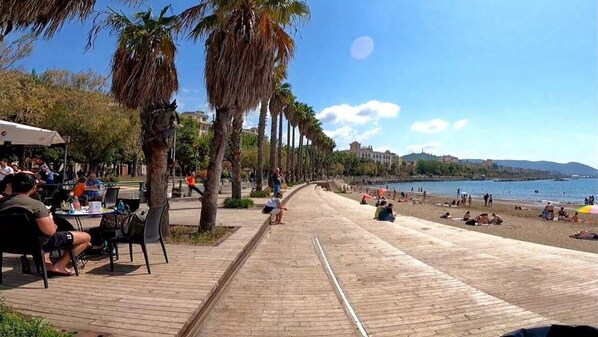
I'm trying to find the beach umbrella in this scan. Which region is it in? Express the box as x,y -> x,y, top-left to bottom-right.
577,205 -> 598,214
377,188 -> 387,195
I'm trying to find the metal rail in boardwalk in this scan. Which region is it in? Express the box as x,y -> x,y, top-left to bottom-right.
177,183 -> 306,337
313,237 -> 369,337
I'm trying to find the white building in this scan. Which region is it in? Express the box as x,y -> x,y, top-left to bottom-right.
180,111 -> 211,135
343,141 -> 399,166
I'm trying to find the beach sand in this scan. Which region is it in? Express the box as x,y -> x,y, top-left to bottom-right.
335,184 -> 598,254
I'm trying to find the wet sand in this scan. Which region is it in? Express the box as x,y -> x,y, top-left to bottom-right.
335,183 -> 598,254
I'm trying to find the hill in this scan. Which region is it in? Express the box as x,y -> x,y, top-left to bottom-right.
461,159 -> 598,176
401,152 -> 440,162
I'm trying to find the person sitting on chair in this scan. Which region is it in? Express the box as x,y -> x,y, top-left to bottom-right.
84,173 -> 102,202
262,192 -> 287,224
0,172 -> 91,276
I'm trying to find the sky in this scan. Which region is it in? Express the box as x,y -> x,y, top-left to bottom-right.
12,0 -> 598,169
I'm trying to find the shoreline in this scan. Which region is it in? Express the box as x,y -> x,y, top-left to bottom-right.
333,181 -> 598,255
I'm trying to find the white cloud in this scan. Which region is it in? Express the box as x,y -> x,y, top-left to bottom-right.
181,88 -> 190,93
324,126 -> 354,141
454,119 -> 468,130
355,127 -> 382,141
406,142 -> 442,153
351,36 -> 374,60
454,118 -> 469,130
317,100 -> 400,125
411,119 -> 449,134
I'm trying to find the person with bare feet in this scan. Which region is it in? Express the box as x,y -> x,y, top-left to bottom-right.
262,192 -> 287,224
0,172 -> 91,276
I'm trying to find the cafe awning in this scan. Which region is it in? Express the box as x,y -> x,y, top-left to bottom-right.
0,120 -> 65,146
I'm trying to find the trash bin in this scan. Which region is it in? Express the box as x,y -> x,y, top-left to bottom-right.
172,187 -> 182,198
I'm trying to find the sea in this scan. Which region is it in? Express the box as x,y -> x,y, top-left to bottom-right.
376,178 -> 598,205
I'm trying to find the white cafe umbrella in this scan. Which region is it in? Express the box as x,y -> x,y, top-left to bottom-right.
0,120 -> 65,146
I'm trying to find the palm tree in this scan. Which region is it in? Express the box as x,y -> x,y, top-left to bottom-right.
284,98 -> 297,177
88,6 -> 179,236
230,114 -> 244,198
255,100 -> 268,191
180,0 -> 310,231
0,0 -> 140,40
268,81 -> 292,182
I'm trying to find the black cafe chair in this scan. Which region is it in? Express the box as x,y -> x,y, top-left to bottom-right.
107,205 -> 169,274
0,209 -> 79,288
103,187 -> 120,208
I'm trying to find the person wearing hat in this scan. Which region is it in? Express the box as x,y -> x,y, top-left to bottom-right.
0,172 -> 91,276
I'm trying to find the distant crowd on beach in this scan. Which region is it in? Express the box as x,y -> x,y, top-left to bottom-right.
584,195 -> 595,205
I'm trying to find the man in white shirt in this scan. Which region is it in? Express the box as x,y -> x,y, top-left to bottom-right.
262,192 -> 287,224
0,158 -> 14,181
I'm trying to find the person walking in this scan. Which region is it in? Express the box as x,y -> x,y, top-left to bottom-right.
185,171 -> 205,199
483,193 -> 489,206
488,194 -> 493,207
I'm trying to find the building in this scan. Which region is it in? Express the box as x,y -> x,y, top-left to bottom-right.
342,141 -> 399,166
180,111 -> 211,135
441,155 -> 459,163
242,127 -> 259,136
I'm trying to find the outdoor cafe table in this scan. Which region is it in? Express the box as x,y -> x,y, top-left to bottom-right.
54,208 -> 116,231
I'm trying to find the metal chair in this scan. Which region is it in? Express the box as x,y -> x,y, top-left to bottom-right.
0,209 -> 79,288
103,187 -> 120,208
107,205 -> 169,274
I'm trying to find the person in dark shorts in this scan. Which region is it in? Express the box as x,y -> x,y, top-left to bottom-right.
0,172 -> 91,276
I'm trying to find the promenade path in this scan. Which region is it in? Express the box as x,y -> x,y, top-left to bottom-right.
0,186 -> 298,337
198,187 -> 598,336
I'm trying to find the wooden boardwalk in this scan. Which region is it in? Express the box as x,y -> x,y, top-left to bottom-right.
198,187 -> 598,336
0,207 -> 270,337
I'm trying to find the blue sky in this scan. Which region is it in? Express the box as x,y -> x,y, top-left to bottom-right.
13,0 -> 598,169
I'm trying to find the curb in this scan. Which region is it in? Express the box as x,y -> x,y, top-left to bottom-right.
177,183 -> 310,337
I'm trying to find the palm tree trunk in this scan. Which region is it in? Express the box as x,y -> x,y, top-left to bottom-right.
231,114 -> 243,199
304,139 -> 310,180
268,112 -> 278,186
200,107 -> 233,232
140,103 -> 175,238
256,99 -> 268,191
297,133 -> 303,182
286,119 -> 291,177
277,111 -> 283,171
291,126 -> 296,182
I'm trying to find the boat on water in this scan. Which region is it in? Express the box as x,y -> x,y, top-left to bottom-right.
554,178 -> 568,181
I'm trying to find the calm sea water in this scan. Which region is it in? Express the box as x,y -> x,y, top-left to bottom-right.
378,178 -> 598,204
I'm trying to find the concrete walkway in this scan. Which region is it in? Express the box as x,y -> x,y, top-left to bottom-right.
198,187 -> 598,336
0,185 -> 302,337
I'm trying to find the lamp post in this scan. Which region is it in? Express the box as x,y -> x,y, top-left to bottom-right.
171,123 -> 183,195
63,135 -> 71,182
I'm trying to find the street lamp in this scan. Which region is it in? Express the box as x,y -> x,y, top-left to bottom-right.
171,123 -> 183,194
63,135 -> 71,181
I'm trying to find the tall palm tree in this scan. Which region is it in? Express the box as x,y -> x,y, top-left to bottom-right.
230,113 -> 244,198
268,81 -> 292,180
255,100 -> 268,191
180,0 -> 310,231
88,6 -> 179,236
284,98 -> 297,177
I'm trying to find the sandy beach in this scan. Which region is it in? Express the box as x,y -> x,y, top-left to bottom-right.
334,182 -> 598,254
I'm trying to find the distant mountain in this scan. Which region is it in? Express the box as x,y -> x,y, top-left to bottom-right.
461,159 -> 598,176
401,152 -> 440,162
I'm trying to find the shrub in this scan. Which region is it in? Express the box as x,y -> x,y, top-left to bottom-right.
0,301 -> 71,337
223,197 -> 254,209
250,190 -> 270,198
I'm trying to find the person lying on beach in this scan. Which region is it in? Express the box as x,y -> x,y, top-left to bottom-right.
462,211 -> 471,221
491,213 -> 503,225
514,205 -> 529,210
571,230 -> 598,239
440,212 -> 451,219
475,213 -> 490,225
